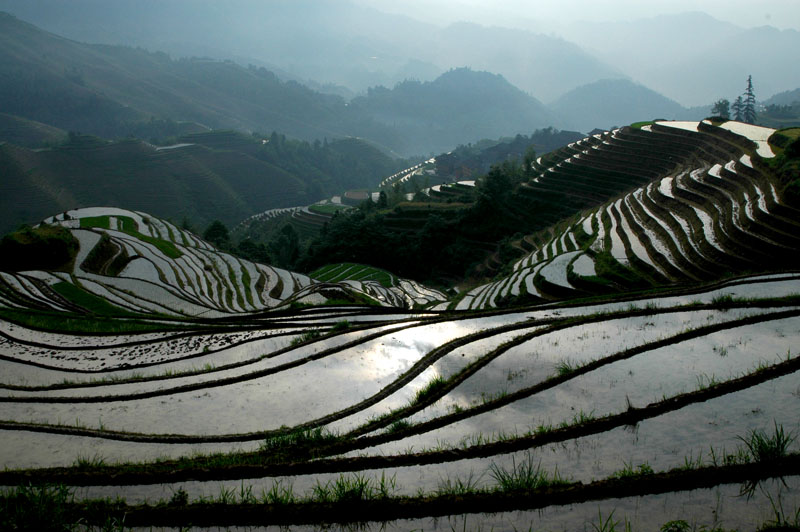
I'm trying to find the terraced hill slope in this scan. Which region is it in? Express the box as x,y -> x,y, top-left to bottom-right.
1,122 -> 800,530
0,207 -> 447,317
457,120 -> 800,310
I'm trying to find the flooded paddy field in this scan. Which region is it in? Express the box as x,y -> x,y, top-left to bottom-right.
1,274 -> 799,529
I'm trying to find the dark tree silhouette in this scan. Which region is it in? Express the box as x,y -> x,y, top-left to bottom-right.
203,220 -> 230,249
732,96 -> 744,122
743,75 -> 757,124
711,99 -> 730,119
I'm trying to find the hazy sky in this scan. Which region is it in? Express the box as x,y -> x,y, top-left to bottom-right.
356,0 -> 800,31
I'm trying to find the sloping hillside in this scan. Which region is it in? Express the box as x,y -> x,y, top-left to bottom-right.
0,131 -> 405,234
1,131 -> 800,530
0,11 -> 364,142
458,120 -> 800,310
0,207 -> 446,317
0,113 -> 67,148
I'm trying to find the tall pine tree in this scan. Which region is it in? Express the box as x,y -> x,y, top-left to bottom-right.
743,75 -> 756,124
732,96 -> 744,121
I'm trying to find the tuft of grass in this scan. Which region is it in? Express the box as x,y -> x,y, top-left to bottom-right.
555,358 -> 578,376
436,471 -> 482,497
261,480 -> 296,505
290,329 -> 322,346
738,422 -> 795,463
695,373 -> 719,390
168,487 -> 189,506
412,375 -> 448,405
711,293 -> 735,306
590,509 -> 632,532
559,409 -> 595,429
611,460 -> 654,479
489,452 -> 570,492
387,419 -> 412,434
312,473 -> 377,503
258,427 -> 340,461
73,453 -> 107,470
659,521 -> 691,532
0,483 -> 76,531
331,320 -> 351,333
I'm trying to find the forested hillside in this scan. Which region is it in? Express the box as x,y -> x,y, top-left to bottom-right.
0,131 -> 406,233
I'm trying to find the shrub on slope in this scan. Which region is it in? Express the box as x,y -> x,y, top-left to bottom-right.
0,225 -> 77,272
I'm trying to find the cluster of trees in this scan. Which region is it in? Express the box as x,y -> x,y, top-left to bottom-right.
297,158 -> 557,284
711,75 -> 757,123
204,156 -> 540,283
0,225 -> 78,272
203,219 -> 304,270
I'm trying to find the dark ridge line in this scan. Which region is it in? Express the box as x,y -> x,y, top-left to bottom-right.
0,324 -> 294,359
0,317 -> 413,393
0,274 -> 73,313
0,328 -> 300,390
0,295 -> 407,337
84,270 -> 200,318
2,267 -> 797,341
2,309 -> 798,487
0,318 -> 419,389
2,286 -> 572,381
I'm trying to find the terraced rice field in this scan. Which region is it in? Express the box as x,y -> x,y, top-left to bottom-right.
1,273 -> 799,529
460,120 -> 800,310
0,208 -> 446,318
2,120 -> 799,529
311,263 -> 398,288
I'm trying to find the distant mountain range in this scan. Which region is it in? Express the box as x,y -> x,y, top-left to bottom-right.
549,79 -> 701,133
349,68 -> 556,155
3,1 -> 799,110
0,0 -> 620,102
0,12 -> 575,156
0,9 -> 795,167
562,12 -> 800,106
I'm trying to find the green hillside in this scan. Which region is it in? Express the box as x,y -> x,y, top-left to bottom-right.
0,112 -> 67,148
0,131 -> 406,233
0,11 -> 355,141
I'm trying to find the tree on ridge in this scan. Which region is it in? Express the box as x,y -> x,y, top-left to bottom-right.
732,96 -> 744,122
743,75 -> 757,124
711,99 -> 730,119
